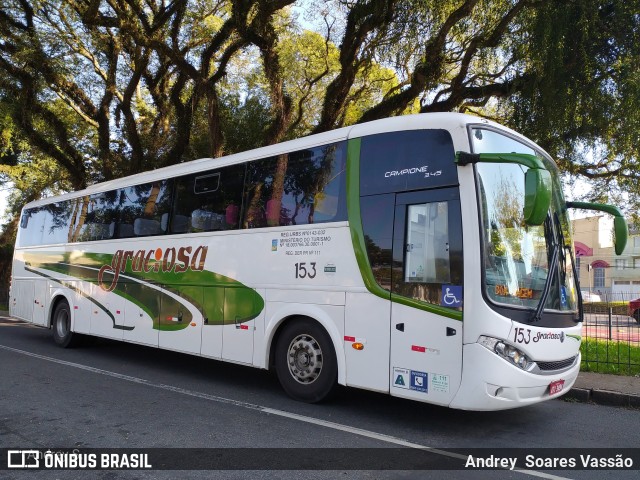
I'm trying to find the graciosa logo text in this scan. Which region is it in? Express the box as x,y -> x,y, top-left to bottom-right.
98,246 -> 209,292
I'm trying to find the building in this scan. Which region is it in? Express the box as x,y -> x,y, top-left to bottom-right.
571,216 -> 640,301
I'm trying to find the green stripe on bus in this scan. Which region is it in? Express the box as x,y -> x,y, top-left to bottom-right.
23,251 -> 264,330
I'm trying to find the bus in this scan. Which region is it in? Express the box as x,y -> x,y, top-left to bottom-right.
10,113 -> 628,410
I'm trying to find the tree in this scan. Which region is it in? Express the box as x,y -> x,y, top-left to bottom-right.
0,0 -> 638,222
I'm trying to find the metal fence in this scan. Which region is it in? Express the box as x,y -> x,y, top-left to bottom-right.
581,293 -> 640,375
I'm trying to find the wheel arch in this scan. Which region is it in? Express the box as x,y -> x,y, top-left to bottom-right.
264,304 -> 346,386
48,290 -> 74,329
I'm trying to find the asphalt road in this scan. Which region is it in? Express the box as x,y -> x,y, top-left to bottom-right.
0,318 -> 638,480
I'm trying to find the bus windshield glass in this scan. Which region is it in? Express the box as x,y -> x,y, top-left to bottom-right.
472,128 -> 578,316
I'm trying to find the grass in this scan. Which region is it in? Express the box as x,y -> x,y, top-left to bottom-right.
580,338 -> 640,376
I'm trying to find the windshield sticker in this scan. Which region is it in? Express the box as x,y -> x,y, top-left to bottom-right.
495,285 -> 534,299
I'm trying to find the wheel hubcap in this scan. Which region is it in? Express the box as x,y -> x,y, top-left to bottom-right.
56,309 -> 69,338
287,334 -> 323,384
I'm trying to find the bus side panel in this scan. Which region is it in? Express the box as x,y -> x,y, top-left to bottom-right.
221,288 -> 265,365
69,283 -> 92,334
344,292 -> 391,393
10,279 -> 34,322
122,282 -> 159,347
89,283 -> 124,341
32,279 -> 48,326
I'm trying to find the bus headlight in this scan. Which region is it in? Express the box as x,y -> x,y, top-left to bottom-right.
478,336 -> 534,371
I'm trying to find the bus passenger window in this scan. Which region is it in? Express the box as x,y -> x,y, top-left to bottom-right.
172,164 -> 244,233
116,181 -> 172,237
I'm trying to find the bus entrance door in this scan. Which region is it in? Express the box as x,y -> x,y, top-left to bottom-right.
389,188 -> 463,406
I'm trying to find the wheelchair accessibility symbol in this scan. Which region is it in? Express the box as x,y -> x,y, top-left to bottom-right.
441,285 -> 462,307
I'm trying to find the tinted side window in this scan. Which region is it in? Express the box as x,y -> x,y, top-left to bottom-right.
243,142 -> 346,229
172,164 -> 245,233
116,180 -> 172,238
71,192 -> 118,242
360,194 -> 394,292
18,207 -> 47,247
360,130 -> 457,196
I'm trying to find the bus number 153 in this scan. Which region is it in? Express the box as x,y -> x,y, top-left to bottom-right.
295,262 -> 317,279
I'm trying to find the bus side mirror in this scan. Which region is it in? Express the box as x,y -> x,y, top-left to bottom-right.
614,216 -> 628,255
524,168 -> 552,226
456,152 -> 552,226
566,201 -> 628,255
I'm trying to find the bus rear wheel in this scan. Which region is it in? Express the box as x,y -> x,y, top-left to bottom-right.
275,319 -> 337,403
52,301 -> 79,348
633,310 -> 640,324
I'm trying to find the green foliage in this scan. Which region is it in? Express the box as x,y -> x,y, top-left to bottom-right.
581,338 -> 640,376
0,0 -> 639,240
582,301 -> 629,316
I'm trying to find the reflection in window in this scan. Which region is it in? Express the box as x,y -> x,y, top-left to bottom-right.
243,142 -> 346,229
404,203 -> 450,283
361,194 -> 394,291
71,192 -> 119,242
16,142 -> 348,247
117,181 -> 172,237
394,202 -> 454,306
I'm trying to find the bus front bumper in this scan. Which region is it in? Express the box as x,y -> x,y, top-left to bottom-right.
449,343 -> 580,411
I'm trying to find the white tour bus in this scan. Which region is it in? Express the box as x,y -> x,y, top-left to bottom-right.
10,113 -> 628,410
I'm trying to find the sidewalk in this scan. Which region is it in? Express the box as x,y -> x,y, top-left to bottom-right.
565,371 -> 640,408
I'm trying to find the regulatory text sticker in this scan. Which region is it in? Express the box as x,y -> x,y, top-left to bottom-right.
392,367 -> 410,389
430,373 -> 449,393
410,370 -> 428,393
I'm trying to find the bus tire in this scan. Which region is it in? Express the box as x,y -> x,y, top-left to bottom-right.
275,318 -> 338,403
52,301 -> 79,348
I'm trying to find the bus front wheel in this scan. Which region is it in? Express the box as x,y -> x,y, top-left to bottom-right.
275,319 -> 338,403
52,301 -> 79,348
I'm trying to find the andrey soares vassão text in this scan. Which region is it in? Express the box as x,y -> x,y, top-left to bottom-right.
465,454 -> 634,470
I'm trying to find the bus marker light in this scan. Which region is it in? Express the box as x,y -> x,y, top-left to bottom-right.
74,306 -> 78,310
352,342 -> 364,350
190,322 -> 196,327
239,325 -> 249,330
411,345 -> 426,353
344,336 -> 355,342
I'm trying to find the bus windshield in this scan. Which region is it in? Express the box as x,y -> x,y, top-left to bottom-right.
472,128 -> 578,318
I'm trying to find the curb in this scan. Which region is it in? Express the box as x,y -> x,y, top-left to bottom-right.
563,387 -> 640,408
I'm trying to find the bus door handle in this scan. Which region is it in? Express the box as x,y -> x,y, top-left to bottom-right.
395,323 -> 405,332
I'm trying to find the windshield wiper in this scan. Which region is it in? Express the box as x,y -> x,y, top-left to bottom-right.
530,243 -> 559,322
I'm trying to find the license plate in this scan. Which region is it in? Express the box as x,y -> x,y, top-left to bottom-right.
549,379 -> 565,395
